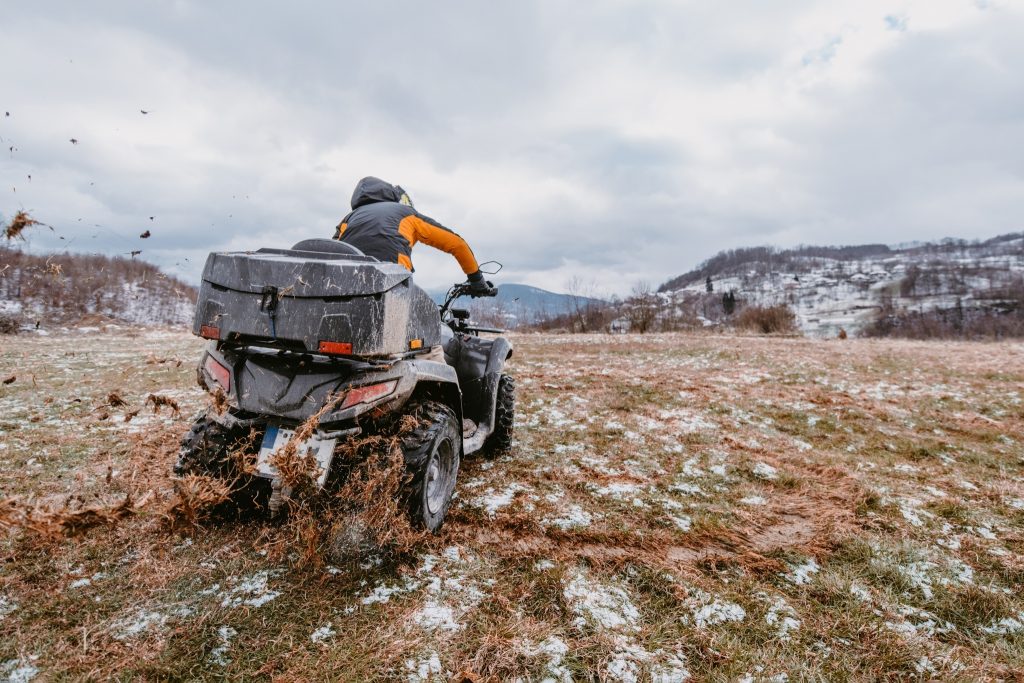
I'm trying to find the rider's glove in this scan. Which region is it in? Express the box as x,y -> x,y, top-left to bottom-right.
467,270 -> 497,297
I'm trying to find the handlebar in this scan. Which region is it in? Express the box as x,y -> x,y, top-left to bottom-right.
439,280 -> 497,320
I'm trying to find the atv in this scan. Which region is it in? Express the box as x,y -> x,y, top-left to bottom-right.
175,238 -> 514,531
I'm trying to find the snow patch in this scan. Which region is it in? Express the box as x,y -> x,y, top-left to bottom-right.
520,636 -> 573,682
686,590 -> 746,629
311,623 -> 336,644
784,559 -> 819,586
208,626 -> 237,666
901,561 -> 936,599
404,651 -> 443,681
474,484 -> 525,517
765,597 -> 801,641
563,567 -> 641,632
669,482 -> 703,496
981,613 -> 1024,635
0,595 -> 18,620
408,548 -> 488,633
593,482 -> 642,499
219,571 -> 281,608
113,605 -> 193,640
0,658 -> 39,683
849,583 -> 872,602
669,515 -> 692,532
545,504 -> 594,530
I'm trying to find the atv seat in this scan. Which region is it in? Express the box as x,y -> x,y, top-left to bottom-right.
290,238 -> 372,258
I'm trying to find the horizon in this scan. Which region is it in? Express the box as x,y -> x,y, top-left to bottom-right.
4,226 -> 1018,299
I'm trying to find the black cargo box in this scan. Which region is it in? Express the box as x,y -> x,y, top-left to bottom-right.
192,246 -> 441,357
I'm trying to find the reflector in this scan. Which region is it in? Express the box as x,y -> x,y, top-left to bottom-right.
204,355 -> 231,391
340,380 -> 397,409
200,325 -> 220,339
318,341 -> 353,355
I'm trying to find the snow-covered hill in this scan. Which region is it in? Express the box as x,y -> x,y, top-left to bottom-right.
0,246 -> 196,329
658,233 -> 1024,337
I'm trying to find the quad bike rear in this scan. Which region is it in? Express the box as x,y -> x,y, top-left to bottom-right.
175,238 -> 514,531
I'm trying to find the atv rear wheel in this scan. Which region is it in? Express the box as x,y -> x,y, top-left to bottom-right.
484,374 -> 515,456
176,413 -> 237,477
175,411 -> 267,511
402,401 -> 461,532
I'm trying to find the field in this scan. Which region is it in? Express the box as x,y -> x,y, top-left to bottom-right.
1,330 -> 1023,681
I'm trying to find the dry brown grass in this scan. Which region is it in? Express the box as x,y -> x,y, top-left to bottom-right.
0,492 -> 151,539
144,392 -> 181,416
734,303 -> 799,334
2,210 -> 43,241
1,330 -> 1023,680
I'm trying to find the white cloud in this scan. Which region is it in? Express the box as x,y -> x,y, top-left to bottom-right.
2,0 -> 1021,294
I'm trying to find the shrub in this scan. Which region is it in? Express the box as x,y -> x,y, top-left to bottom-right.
733,304 -> 798,334
0,314 -> 19,335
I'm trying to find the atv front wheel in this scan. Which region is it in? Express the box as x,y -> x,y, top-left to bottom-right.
484,374 -> 515,456
402,401 -> 461,532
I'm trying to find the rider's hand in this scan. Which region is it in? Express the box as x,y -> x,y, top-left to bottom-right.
467,270 -> 497,297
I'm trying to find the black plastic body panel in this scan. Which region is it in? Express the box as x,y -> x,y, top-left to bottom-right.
193,250 -> 441,357
201,342 -> 461,429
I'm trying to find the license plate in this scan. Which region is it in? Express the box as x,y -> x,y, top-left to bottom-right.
257,425 -> 337,487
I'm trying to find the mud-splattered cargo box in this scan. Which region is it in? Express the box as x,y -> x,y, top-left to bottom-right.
192,246 -> 441,357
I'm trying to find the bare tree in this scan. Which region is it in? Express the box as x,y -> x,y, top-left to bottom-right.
626,281 -> 658,333
566,276 -> 606,333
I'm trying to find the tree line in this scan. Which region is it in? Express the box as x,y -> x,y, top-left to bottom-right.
0,245 -> 197,328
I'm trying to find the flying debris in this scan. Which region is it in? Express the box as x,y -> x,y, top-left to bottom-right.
140,110 -> 150,115
140,230 -> 151,239
129,250 -> 142,258
149,216 -> 154,220
4,211 -> 45,240
69,138 -> 78,145
4,112 -> 8,117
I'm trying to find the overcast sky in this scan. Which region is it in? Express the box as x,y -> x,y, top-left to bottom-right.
2,0 -> 1022,295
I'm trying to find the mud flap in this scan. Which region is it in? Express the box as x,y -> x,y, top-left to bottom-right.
257,424 -> 338,514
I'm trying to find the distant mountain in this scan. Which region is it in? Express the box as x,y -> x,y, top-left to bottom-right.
656,233 -> 1024,337
429,283 -> 605,326
0,246 -> 197,329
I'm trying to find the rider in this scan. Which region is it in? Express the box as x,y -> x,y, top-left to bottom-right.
334,176 -> 495,296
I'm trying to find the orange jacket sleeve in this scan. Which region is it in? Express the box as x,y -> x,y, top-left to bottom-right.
402,214 -> 480,275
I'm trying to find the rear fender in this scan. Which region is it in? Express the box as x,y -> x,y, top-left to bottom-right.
408,360 -> 463,431
201,344 -> 418,425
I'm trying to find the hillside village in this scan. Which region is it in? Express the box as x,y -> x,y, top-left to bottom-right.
616,233 -> 1023,338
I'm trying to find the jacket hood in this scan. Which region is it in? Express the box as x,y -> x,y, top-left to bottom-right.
351,176 -> 402,209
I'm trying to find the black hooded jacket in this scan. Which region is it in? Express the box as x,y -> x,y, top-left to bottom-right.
333,176 -> 479,274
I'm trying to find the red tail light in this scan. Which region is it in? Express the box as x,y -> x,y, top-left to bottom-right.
200,325 -> 220,340
340,380 -> 397,409
204,355 -> 231,391
319,341 -> 353,355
